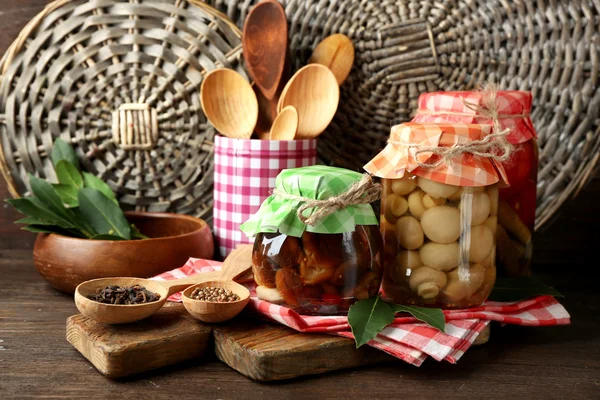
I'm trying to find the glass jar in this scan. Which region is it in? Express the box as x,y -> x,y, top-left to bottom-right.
411,90 -> 537,277
252,225 -> 383,315
496,138 -> 538,276
380,174 -> 498,308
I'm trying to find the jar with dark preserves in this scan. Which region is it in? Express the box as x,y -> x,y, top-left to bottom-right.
240,165 -> 383,315
364,122 -> 508,308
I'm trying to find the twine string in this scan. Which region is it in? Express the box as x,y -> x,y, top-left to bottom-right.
398,82 -> 517,168
272,174 -> 381,226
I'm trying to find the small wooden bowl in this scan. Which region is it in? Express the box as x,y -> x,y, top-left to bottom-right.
182,280 -> 250,323
33,212 -> 214,294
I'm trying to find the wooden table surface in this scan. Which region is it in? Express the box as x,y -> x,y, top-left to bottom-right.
1,1 -> 599,398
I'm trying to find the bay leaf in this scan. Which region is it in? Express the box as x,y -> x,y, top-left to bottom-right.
348,295 -> 395,348
130,224 -> 149,240
91,234 -> 127,241
15,217 -> 57,226
28,174 -> 92,237
6,197 -> 74,228
78,188 -> 131,239
51,138 -> 79,169
392,304 -> 446,332
55,160 -> 83,189
22,225 -> 85,238
489,277 -> 563,302
53,184 -> 79,207
82,172 -> 118,205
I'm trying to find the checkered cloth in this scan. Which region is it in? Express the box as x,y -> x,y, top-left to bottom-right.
364,122 -> 508,186
213,136 -> 317,257
152,258 -> 571,367
240,165 -> 378,238
413,91 -> 536,145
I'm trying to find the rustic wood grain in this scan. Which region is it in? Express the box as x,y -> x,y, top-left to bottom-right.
213,320 -> 394,381
66,304 -> 213,378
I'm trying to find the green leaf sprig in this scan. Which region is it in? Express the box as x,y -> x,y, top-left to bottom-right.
348,277 -> 563,348
348,295 -> 445,348
5,138 -> 148,241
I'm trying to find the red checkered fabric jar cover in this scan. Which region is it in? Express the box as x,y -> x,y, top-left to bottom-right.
412,91 -> 535,145
213,136 -> 317,257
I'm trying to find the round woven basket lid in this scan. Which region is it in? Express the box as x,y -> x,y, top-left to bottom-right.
209,0 -> 600,230
0,0 -> 247,224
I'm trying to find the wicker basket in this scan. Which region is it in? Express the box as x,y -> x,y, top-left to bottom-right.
0,0 -> 247,224
207,0 -> 600,230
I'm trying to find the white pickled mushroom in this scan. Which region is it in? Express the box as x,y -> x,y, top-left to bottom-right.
395,216 -> 424,250
422,194 -> 447,209
469,225 -> 494,263
421,206 -> 461,243
384,193 -> 409,222
461,191 -> 491,226
408,189 -> 427,218
391,250 -> 422,281
409,266 -> 447,299
419,242 -> 460,271
418,177 -> 459,199
391,174 -> 417,195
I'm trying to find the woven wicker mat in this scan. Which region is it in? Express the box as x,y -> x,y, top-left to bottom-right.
207,0 -> 600,230
0,0 -> 247,224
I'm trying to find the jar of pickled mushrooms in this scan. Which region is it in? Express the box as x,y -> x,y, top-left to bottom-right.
240,165 -> 383,315
364,122 -> 510,309
412,89 -> 537,277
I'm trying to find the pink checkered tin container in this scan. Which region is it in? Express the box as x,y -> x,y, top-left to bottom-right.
213,136 -> 317,257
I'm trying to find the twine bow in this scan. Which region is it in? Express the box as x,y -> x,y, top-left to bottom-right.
392,82 -> 519,169
272,174 -> 381,226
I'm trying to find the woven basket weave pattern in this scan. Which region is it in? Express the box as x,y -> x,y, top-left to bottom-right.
0,0 -> 247,224
207,0 -> 600,230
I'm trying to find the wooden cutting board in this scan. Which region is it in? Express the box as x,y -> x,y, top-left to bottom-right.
66,303 -> 212,378
68,307 -> 491,380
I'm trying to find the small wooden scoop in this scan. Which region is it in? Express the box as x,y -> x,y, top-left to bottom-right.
309,33 -> 355,85
74,245 -> 253,324
200,69 -> 258,139
278,64 -> 339,139
182,245 -> 253,323
269,106 -> 298,140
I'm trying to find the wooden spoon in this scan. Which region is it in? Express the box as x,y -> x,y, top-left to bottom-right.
309,33 -> 355,85
278,64 -> 340,139
269,106 -> 298,140
200,69 -> 258,139
182,245 -> 253,323
74,245 -> 253,324
243,0 -> 289,116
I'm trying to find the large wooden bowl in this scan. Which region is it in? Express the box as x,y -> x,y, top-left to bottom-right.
33,212 -> 214,294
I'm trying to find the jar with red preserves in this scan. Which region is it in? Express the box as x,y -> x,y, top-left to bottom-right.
240,165 -> 383,315
364,122 -> 508,308
412,90 -> 537,276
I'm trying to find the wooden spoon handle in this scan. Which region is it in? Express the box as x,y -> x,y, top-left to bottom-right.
158,244 -> 254,295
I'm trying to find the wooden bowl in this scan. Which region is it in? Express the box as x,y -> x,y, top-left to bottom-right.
33,212 -> 214,294
182,280 -> 250,323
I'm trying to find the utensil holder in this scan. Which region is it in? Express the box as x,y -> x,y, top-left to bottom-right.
213,136 -> 317,257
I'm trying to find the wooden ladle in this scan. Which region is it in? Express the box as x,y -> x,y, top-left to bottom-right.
278,64 -> 339,139
74,245 -> 253,324
200,69 -> 258,139
269,105 -> 298,140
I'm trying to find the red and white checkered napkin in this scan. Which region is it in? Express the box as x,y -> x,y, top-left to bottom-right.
152,258 -> 571,367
